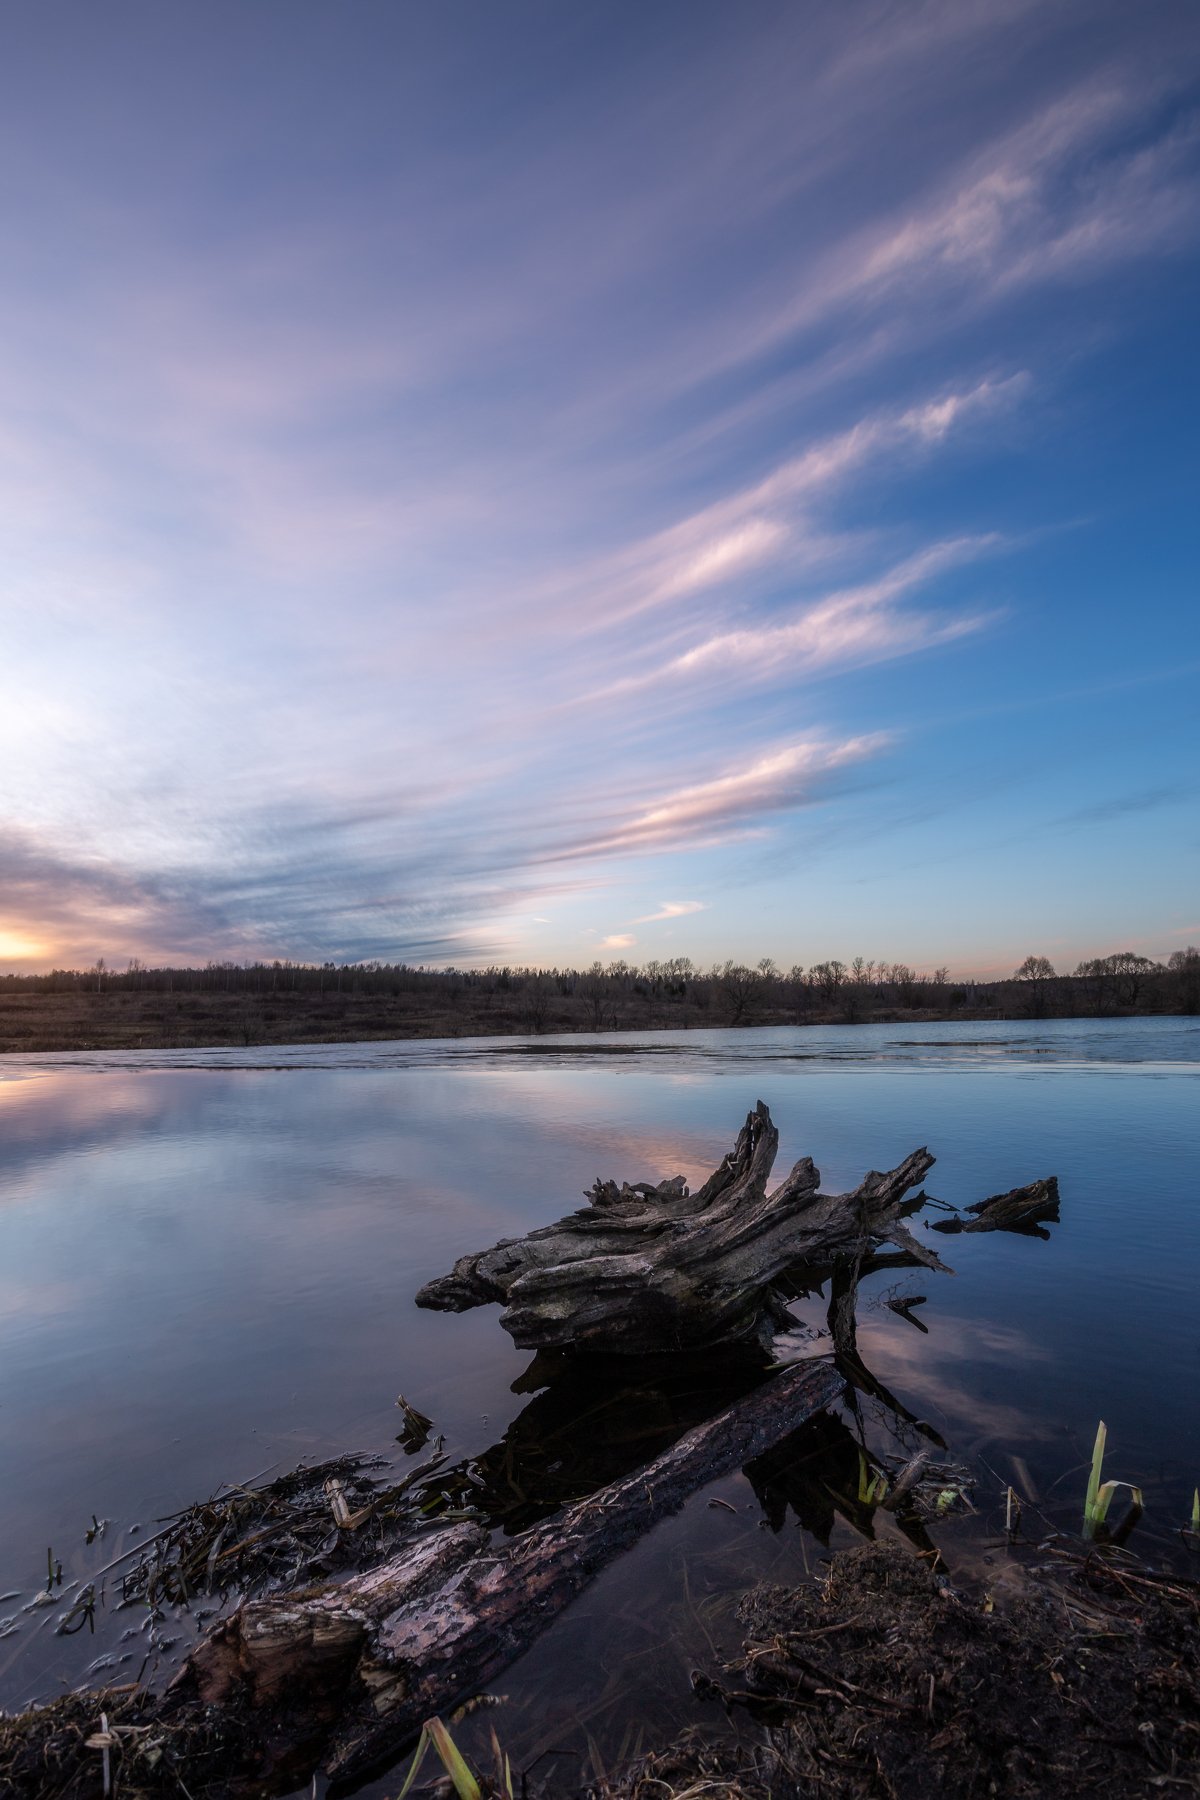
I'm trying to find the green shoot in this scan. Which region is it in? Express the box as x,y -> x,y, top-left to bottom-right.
1082,1421 -> 1143,1538
426,1717 -> 483,1800
855,1450 -> 887,1508
1188,1488 -> 1200,1538
393,1726 -> 432,1800
489,1724 -> 515,1800
1089,1479 -> 1143,1531
394,1719 -> 484,1800
1083,1421 -> 1107,1533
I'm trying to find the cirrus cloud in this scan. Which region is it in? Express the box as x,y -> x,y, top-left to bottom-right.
635,901 -> 707,923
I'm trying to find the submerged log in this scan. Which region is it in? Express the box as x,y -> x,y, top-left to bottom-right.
416,1101 -> 952,1354
930,1176 -> 1060,1238
178,1357 -> 845,1789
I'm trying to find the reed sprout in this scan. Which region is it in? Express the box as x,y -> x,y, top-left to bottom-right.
1082,1421 -> 1143,1539
394,1714 -> 513,1800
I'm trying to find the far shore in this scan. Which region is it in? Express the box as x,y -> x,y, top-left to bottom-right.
0,986 -> 1188,1057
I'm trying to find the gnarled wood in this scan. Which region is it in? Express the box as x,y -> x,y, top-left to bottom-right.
417,1101 -> 951,1354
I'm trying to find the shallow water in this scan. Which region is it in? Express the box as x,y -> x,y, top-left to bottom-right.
1,1017 -> 1197,1786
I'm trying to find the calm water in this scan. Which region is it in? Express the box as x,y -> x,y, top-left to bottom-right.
1,1017 -> 1197,1788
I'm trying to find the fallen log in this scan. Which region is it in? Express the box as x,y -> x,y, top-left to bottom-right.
177,1356 -> 845,1790
416,1101 -> 953,1354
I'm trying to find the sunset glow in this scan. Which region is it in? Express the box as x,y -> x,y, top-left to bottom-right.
1,3 -> 1197,975
0,930 -> 51,964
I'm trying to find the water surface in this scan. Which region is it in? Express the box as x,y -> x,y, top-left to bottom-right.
1,1018 -> 1197,1786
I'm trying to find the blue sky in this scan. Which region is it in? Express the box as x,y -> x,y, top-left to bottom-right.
1,0 -> 1197,977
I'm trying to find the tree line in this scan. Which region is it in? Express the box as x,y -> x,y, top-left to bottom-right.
2,945 -> 1197,1026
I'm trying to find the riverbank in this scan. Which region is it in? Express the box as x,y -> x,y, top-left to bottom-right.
606,1538 -> 1200,1800
4,1537 -> 1196,1799
0,985 -> 1181,1055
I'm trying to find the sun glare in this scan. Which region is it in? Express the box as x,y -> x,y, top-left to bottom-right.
0,929 -> 49,962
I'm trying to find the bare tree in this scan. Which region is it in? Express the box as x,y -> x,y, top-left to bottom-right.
809,959 -> 847,1004
1014,954 -> 1055,1015
522,974 -> 553,1033
1105,951 -> 1159,1009
1168,946 -> 1200,1013
581,961 -> 607,1030
888,962 -> 917,1006
662,956 -> 693,995
716,961 -> 762,1025
1075,951 -> 1158,1011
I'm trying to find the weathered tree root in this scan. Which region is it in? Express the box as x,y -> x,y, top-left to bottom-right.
417,1101 -> 961,1354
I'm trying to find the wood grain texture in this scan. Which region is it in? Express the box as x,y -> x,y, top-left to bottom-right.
178,1358 -> 845,1788
417,1101 -> 951,1353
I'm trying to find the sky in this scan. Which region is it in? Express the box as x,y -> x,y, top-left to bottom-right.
1,0 -> 1198,979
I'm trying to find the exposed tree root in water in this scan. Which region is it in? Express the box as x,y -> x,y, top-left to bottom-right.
606,1540 -> 1200,1800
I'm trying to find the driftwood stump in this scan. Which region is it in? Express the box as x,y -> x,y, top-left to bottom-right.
417,1101 -> 953,1354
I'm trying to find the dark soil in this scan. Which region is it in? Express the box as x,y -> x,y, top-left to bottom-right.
7,1540 -> 1196,1799
612,1540 -> 1200,1799
0,1686 -> 263,1800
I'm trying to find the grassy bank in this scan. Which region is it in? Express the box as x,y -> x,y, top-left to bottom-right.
0,984 -> 1143,1055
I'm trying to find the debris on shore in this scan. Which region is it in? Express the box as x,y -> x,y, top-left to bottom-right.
608,1539 -> 1200,1800
119,1449 -> 454,1609
6,1534 -> 1197,1799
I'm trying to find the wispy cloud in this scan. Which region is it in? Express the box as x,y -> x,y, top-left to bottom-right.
0,726 -> 892,966
541,735 -> 891,864
0,4 -> 1194,969
635,901 -> 707,923
593,537 -> 1002,704
1053,785 -> 1190,828
553,379 -> 1021,638
722,71 -> 1200,379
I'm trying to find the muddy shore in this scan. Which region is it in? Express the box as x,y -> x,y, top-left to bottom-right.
4,1536 -> 1197,1799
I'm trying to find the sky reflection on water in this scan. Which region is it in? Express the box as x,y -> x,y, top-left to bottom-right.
0,1017 -> 1197,1773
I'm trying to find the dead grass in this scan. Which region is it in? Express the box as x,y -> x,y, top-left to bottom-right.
604,1540 -> 1200,1800
0,989 -> 1005,1056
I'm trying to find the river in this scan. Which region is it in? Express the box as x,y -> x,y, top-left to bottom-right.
1,1016 -> 1197,1787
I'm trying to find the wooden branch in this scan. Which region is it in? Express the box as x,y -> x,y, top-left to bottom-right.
177,1358 -> 845,1789
416,1101 -> 952,1354
930,1176 -> 1060,1238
